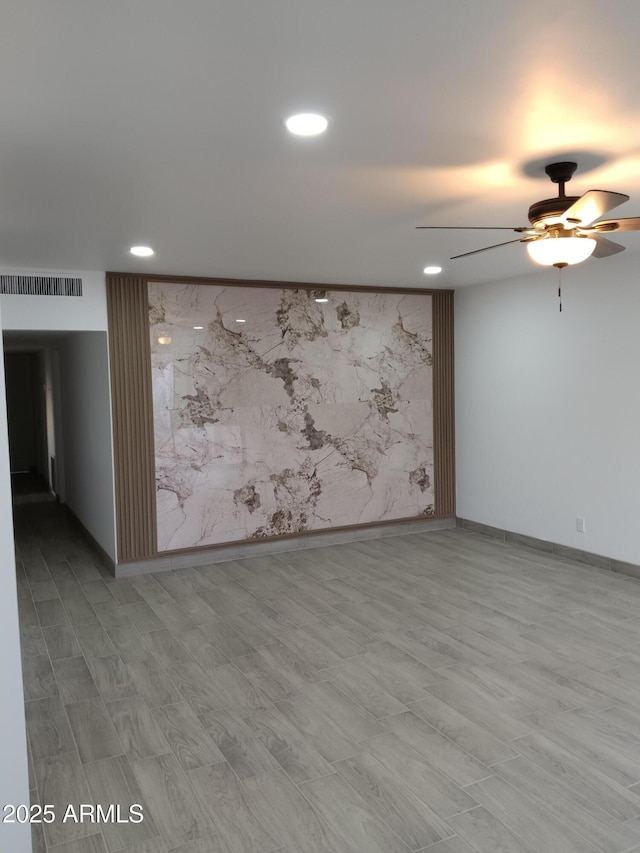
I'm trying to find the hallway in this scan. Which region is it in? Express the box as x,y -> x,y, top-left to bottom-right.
16,502 -> 640,853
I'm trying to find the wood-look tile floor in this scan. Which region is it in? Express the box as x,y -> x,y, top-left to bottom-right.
15,503 -> 640,852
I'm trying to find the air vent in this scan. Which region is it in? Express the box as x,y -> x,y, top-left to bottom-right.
0,275 -> 83,296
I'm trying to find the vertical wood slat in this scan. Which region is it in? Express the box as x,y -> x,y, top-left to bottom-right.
106,274 -> 157,562
432,290 -> 456,517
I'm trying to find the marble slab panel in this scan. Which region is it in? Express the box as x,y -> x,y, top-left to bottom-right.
149,283 -> 433,551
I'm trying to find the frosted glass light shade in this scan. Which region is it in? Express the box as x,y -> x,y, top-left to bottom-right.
527,236 -> 596,267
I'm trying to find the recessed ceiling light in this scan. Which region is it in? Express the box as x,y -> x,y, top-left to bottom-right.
193,326 -> 204,330
235,319 -> 246,323
130,246 -> 154,257
423,266 -> 442,275
157,335 -> 172,345
315,297 -> 329,303
285,113 -> 329,136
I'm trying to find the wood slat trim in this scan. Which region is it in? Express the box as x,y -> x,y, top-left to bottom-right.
106,273 -> 455,560
432,290 -> 456,517
106,274 -> 157,562
107,270 -> 453,297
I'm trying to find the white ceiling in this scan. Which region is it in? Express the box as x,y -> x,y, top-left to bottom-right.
2,0 -> 640,289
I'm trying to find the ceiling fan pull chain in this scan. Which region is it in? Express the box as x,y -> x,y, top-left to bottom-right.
558,267 -> 563,312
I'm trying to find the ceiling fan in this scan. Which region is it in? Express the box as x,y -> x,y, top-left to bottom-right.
417,162 -> 640,267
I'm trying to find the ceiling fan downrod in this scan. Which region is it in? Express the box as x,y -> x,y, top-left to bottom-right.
545,161 -> 578,200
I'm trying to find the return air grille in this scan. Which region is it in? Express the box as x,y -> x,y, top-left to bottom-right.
0,275 -> 83,296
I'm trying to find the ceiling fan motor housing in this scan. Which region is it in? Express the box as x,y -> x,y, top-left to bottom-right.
528,162 -> 580,226
528,196 -> 581,226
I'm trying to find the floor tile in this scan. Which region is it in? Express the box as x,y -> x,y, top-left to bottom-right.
65,697 -> 124,763
107,695 -> 172,761
152,702 -> 224,770
130,754 -> 210,849
18,504 -> 640,853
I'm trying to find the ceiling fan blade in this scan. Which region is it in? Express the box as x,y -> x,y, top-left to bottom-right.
592,217 -> 640,233
561,190 -> 629,227
416,226 -> 531,232
591,235 -> 626,259
450,238 -> 524,260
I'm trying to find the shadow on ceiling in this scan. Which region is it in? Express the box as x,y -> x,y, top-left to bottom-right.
519,150 -> 610,180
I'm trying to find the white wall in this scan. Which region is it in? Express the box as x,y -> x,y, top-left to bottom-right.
59,332 -> 117,562
0,269 -> 107,331
0,304 -> 33,853
455,252 -> 640,564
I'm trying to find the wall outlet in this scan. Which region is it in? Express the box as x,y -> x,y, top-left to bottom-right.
576,517 -> 586,533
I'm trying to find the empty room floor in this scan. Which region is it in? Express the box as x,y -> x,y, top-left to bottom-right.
15,502 -> 640,853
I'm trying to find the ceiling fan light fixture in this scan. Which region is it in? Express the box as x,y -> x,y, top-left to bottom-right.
417,162 -> 640,268
527,235 -> 597,268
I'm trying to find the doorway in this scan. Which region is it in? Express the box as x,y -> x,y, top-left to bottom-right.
3,329 -> 117,558
2,331 -> 70,506
4,347 -> 57,504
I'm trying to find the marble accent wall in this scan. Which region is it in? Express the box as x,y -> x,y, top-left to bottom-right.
149,283 -> 434,551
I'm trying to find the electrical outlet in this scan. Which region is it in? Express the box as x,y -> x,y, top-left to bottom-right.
576,517 -> 586,534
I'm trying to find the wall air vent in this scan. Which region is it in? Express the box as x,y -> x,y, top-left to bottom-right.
0,275 -> 83,296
